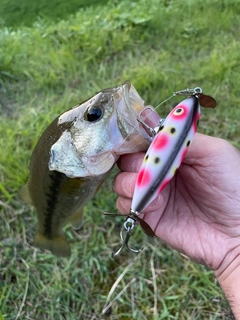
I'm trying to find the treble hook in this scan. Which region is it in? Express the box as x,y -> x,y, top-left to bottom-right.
112,217 -> 142,257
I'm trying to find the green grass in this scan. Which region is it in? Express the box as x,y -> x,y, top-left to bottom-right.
0,0 -> 240,318
0,0 -> 108,28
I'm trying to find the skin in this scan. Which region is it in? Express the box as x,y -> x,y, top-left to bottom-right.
113,109 -> 240,318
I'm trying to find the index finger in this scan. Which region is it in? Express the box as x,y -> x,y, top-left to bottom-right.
140,106 -> 161,129
117,152 -> 146,172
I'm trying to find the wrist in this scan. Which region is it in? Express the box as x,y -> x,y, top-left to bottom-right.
215,250 -> 240,319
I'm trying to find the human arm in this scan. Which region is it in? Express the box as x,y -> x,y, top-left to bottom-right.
113,112 -> 240,318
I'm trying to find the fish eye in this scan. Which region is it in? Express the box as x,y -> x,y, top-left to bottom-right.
85,106 -> 103,122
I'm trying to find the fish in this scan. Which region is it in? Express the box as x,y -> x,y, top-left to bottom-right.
130,90 -> 216,215
20,81 -> 151,257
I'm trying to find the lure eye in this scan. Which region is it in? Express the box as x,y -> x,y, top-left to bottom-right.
85,106 -> 103,122
173,107 -> 184,116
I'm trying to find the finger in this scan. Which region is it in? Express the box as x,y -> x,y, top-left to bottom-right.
116,197 -> 131,214
113,172 -> 137,198
117,152 -> 145,172
141,106 -> 161,128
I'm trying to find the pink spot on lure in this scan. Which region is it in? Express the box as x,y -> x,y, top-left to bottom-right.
136,169 -> 151,187
131,95 -> 201,214
152,133 -> 169,150
158,179 -> 171,193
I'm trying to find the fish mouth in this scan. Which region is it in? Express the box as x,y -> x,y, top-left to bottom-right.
123,81 -> 145,116
110,81 -> 152,153
121,81 -> 152,141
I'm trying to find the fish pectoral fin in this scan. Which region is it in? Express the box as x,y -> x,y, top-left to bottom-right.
33,232 -> 71,257
18,182 -> 33,205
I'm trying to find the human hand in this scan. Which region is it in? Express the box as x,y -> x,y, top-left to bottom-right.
113,109 -> 240,278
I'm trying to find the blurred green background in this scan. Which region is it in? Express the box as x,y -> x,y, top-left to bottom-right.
0,0 -> 239,319
0,0 -> 108,27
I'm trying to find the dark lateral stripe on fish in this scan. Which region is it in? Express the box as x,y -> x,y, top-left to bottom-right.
44,171 -> 65,238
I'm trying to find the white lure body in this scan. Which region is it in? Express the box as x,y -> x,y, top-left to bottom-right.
131,95 -> 200,214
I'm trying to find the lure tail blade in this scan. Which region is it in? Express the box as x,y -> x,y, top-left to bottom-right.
138,218 -> 155,237
198,93 -> 217,108
131,95 -> 200,214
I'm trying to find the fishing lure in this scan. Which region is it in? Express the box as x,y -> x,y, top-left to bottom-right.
112,87 -> 216,256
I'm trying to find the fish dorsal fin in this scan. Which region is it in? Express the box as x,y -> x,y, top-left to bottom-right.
19,182 -> 33,205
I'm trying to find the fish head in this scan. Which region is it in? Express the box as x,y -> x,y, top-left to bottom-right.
49,81 -> 151,178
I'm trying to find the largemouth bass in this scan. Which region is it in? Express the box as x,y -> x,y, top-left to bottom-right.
20,81 -> 151,257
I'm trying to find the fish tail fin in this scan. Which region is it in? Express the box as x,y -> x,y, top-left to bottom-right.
33,232 -> 71,257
